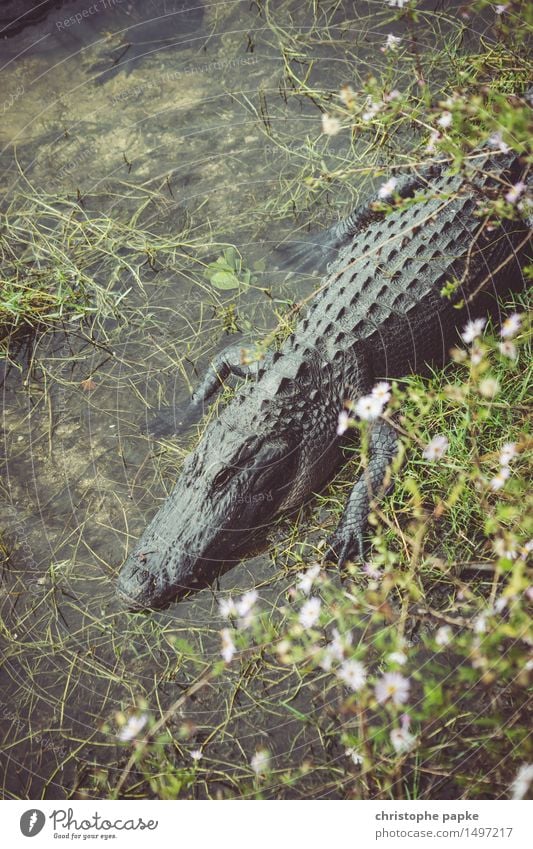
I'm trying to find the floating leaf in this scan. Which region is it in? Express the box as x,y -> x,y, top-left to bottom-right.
210,270 -> 241,290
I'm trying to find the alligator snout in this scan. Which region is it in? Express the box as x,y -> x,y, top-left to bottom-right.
116,563 -> 158,610
116,542 -> 199,610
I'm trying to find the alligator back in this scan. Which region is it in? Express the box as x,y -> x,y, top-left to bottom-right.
283,152 -> 528,385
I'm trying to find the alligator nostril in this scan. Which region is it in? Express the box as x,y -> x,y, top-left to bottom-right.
135,569 -> 151,585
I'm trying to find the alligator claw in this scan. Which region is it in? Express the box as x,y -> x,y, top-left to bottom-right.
324,528 -> 366,568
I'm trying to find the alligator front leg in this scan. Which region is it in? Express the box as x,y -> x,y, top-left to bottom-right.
326,418 -> 399,566
145,344 -> 259,437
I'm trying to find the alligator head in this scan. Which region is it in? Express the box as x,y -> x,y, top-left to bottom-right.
116,399 -> 306,610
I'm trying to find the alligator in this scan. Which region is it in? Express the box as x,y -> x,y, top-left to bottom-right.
116,148 -> 531,610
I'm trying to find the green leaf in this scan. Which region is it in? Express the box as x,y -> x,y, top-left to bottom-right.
210,270 -> 241,290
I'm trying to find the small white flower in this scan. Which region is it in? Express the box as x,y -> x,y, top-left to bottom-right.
338,659 -> 367,691
320,627 -> 353,670
435,625 -> 452,646
337,409 -> 351,435
299,596 -> 322,628
117,713 -> 148,742
487,131 -> 510,153
500,313 -> 522,338
499,340 -> 517,360
499,442 -> 517,465
437,111 -> 453,129
190,749 -> 203,762
510,763 -> 533,800
383,88 -> 401,102
322,113 -> 341,136
473,615 -> 487,634
296,563 -> 321,595
235,589 -> 258,629
461,317 -> 486,343
236,590 -> 258,618
221,628 -> 236,663
339,85 -> 356,107
520,541 -> 533,561
494,537 -> 517,560
219,598 -> 237,618
505,181 -> 526,204
426,129 -> 441,153
494,596 -> 508,614
383,34 -> 402,52
361,99 -> 382,122
251,749 -> 271,776
331,629 -> 351,660
422,434 -> 449,461
345,747 -> 364,765
489,466 -> 510,491
355,394 -> 384,420
372,381 -> 391,403
378,177 -> 398,199
391,724 -> 417,753
479,376 -> 499,398
388,651 -> 407,665
495,4 -> 509,15
470,342 -> 485,366
375,671 -> 410,705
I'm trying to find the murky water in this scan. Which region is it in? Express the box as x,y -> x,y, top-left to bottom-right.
0,0 -> 491,798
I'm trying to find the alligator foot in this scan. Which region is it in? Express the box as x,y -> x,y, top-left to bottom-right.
144,343 -> 260,437
325,527 -> 366,568
325,418 -> 399,568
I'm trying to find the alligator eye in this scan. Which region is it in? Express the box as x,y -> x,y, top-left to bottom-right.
213,466 -> 235,489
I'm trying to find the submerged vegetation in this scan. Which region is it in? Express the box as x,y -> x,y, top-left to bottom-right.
0,0 -> 531,800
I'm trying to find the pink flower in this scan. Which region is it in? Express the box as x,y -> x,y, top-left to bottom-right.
505,181 -> 526,204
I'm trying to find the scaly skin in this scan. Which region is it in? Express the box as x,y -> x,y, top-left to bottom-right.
116,151 -> 531,610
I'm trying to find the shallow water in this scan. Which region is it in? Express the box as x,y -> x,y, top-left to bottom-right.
0,0 -> 492,798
